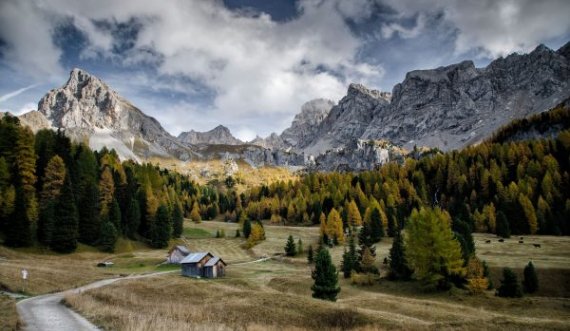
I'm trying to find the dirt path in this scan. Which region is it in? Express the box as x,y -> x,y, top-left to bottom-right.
16,271 -> 176,331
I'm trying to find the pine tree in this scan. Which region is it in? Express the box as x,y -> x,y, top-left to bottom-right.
243,217 -> 252,238
370,208 -> 385,243
108,198 -> 122,231
311,248 -> 340,301
523,261 -> 538,294
341,233 -> 358,278
51,174 -> 79,253
150,205 -> 172,248
124,198 -> 141,240
99,220 -> 118,252
388,230 -> 412,280
307,245 -> 314,264
496,211 -> 511,238
405,207 -> 465,288
5,188 -> 33,247
285,235 -> 297,256
497,268 -> 523,298
78,180 -> 100,245
171,203 -> 184,238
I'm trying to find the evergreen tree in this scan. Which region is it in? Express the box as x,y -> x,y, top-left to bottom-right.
341,234 -> 358,278
171,203 -> 184,238
285,235 -> 297,256
51,174 -> 79,253
37,202 -> 55,246
497,268 -> 523,298
15,126 -> 38,224
347,200 -> 362,226
243,217 -> 252,238
358,221 -> 376,265
370,208 -> 385,243
235,229 -> 241,237
311,248 -> 340,301
124,198 -> 141,240
108,198 -> 122,231
388,230 -> 412,280
38,155 -> 66,245
78,181 -> 100,245
307,245 -> 314,264
360,246 -> 378,274
496,211 -> 511,238
5,188 -> 33,247
98,167 -> 115,217
405,207 -> 465,288
452,219 -> 475,262
99,220 -> 118,252
150,205 -> 172,248
523,261 -> 538,294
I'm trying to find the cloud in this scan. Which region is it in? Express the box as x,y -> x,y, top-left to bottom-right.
382,0 -> 570,58
0,84 -> 39,102
381,14 -> 426,39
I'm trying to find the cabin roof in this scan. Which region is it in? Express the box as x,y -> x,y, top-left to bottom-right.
180,252 -> 212,264
169,245 -> 190,255
204,256 -> 226,267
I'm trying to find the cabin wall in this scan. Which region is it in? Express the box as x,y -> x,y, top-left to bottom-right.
168,250 -> 186,264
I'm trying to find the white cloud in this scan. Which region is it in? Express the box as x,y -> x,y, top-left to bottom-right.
381,14 -> 426,39
0,84 -> 38,102
382,0 -> 570,57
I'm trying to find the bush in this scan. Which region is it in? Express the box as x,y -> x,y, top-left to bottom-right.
497,268 -> 523,298
350,272 -> 376,286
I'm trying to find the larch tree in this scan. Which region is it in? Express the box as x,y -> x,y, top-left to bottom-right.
190,202 -> 201,223
347,200 -> 362,226
518,194 -> 538,234
38,155 -> 66,245
326,208 -> 344,245
98,167 -> 115,217
311,248 -> 340,301
15,126 -> 38,230
405,207 -> 465,289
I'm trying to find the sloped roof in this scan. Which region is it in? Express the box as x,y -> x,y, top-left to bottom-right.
175,245 -> 191,255
204,256 -> 226,267
180,252 -> 212,264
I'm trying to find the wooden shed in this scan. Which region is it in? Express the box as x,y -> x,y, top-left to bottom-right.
167,245 -> 191,264
180,252 -> 213,277
204,257 -> 227,278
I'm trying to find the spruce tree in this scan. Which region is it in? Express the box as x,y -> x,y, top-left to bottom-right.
124,198 -> 141,240
388,230 -> 412,280
358,222 -> 376,265
150,205 -> 172,248
311,248 -> 340,301
171,203 -> 184,238
341,234 -> 358,278
523,261 -> 538,294
452,219 -> 475,261
370,208 -> 385,243
285,235 -> 297,256
51,174 -> 79,253
78,180 -> 100,245
243,217 -> 252,238
235,229 -> 241,237
497,268 -> 523,298
5,188 -> 33,247
108,198 -> 122,231
99,220 -> 118,252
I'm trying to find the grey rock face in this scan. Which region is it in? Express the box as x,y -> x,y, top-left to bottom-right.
280,98 -> 335,148
361,43 -> 570,150
178,125 -> 243,145
16,110 -> 52,133
37,68 -> 193,160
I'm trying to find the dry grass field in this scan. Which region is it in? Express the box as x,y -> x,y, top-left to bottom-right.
0,295 -> 19,331
61,221 -> 570,331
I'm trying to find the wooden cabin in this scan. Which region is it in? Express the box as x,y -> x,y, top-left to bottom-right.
180,252 -> 213,277
204,257 -> 227,278
167,245 -> 191,264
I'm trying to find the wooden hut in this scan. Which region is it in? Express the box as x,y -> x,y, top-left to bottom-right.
204,257 -> 227,278
167,245 -> 191,264
180,252 -> 213,277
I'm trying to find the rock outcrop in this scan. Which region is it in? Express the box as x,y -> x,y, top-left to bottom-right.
178,125 -> 243,145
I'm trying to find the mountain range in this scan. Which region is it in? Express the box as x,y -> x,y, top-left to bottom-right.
5,42 -> 569,170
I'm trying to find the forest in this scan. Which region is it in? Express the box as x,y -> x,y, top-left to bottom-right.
0,109 -> 569,254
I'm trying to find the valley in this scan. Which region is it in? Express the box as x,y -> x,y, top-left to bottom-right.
2,220 -> 569,330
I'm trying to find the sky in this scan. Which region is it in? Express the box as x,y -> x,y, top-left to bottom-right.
0,0 -> 569,141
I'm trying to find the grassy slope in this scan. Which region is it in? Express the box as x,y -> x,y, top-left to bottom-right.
63,221 -> 570,331
0,295 -> 19,331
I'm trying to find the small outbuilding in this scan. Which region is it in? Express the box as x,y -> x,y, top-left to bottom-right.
181,252 -> 213,277
167,245 -> 191,264
204,256 -> 227,278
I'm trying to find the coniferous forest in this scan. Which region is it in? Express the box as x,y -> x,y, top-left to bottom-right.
1,111 -> 569,254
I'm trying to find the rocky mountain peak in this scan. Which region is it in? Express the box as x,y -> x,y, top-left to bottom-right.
178,124 -> 242,145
